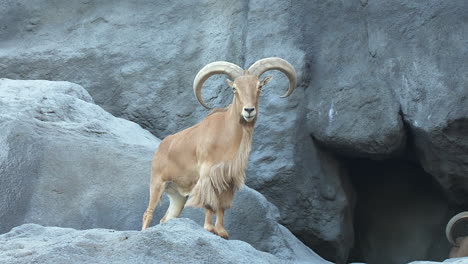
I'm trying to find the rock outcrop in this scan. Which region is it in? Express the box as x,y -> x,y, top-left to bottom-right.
0,78 -> 159,235
0,79 -> 330,263
0,219 -> 280,264
303,0 -> 468,203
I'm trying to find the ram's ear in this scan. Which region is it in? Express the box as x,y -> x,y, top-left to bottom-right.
226,79 -> 234,88
260,76 -> 273,87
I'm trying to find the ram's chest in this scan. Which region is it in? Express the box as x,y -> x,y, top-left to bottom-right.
208,129 -> 253,192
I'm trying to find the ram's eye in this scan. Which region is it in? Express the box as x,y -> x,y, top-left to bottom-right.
232,87 -> 236,93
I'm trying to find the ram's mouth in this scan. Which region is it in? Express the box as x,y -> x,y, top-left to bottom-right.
243,115 -> 255,122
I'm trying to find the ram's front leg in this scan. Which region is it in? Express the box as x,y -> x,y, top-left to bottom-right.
204,209 -> 215,233
214,209 -> 229,239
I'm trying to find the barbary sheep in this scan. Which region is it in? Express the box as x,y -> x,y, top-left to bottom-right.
446,211 -> 468,258
141,57 -> 296,239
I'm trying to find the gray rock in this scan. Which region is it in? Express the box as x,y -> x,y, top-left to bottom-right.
302,0 -> 406,158
348,160 -> 451,264
0,79 -> 330,263
366,0 -> 468,205
301,0 -> 468,261
0,218 -> 281,264
247,125 -> 355,263
153,187 -> 332,264
0,0 -> 247,138
302,0 -> 468,202
0,1 -> 356,261
243,2 -> 356,262
0,78 -> 160,234
409,257 -> 468,264
3,0 -> 468,262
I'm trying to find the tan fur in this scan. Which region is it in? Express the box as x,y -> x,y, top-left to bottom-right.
208,106 -> 230,116
141,58 -> 295,239
141,75 -> 261,237
186,126 -> 252,210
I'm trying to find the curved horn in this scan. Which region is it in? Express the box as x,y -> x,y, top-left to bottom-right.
446,211 -> 468,245
193,61 -> 243,109
247,57 -> 297,98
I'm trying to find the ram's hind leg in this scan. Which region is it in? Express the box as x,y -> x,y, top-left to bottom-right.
142,177 -> 165,230
160,183 -> 188,223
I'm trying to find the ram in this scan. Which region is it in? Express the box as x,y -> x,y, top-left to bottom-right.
141,57 -> 296,238
446,212 -> 468,258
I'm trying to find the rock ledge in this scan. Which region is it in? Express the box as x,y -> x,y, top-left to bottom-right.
0,218 -> 281,264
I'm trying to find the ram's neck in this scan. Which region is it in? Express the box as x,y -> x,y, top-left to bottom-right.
205,106 -> 254,190
223,106 -> 254,166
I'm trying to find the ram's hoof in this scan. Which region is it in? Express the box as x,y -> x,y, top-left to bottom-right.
204,224 -> 216,234
215,228 -> 229,240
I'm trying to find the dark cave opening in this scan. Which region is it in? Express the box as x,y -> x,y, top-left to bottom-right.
345,158 -> 459,264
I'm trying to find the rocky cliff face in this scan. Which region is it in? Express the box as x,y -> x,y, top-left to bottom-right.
0,0 -> 467,263
304,0 -> 468,204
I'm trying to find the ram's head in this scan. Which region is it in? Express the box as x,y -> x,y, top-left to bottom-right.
193,57 -> 296,123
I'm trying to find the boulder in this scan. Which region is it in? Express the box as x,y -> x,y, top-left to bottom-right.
366,0 -> 468,205
0,78 -> 159,235
159,187 -> 331,264
144,186 -> 334,264
247,126 -> 355,263
302,0 -> 406,158
0,219 -> 280,264
300,0 -> 468,261
302,0 -> 468,202
0,79 -> 330,263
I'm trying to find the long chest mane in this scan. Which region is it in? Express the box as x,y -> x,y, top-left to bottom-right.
208,127 -> 253,192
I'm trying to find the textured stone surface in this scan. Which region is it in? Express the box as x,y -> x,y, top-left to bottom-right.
0,219 -> 280,264
242,2 -> 355,263
302,0 -> 468,202
0,78 -> 159,235
0,1 -> 355,262
0,0 -> 246,137
159,187 -> 332,264
0,79 -> 330,263
247,130 -> 354,263
303,0 -> 406,158
300,0 -> 468,261
2,0 -> 468,262
365,0 -> 468,205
